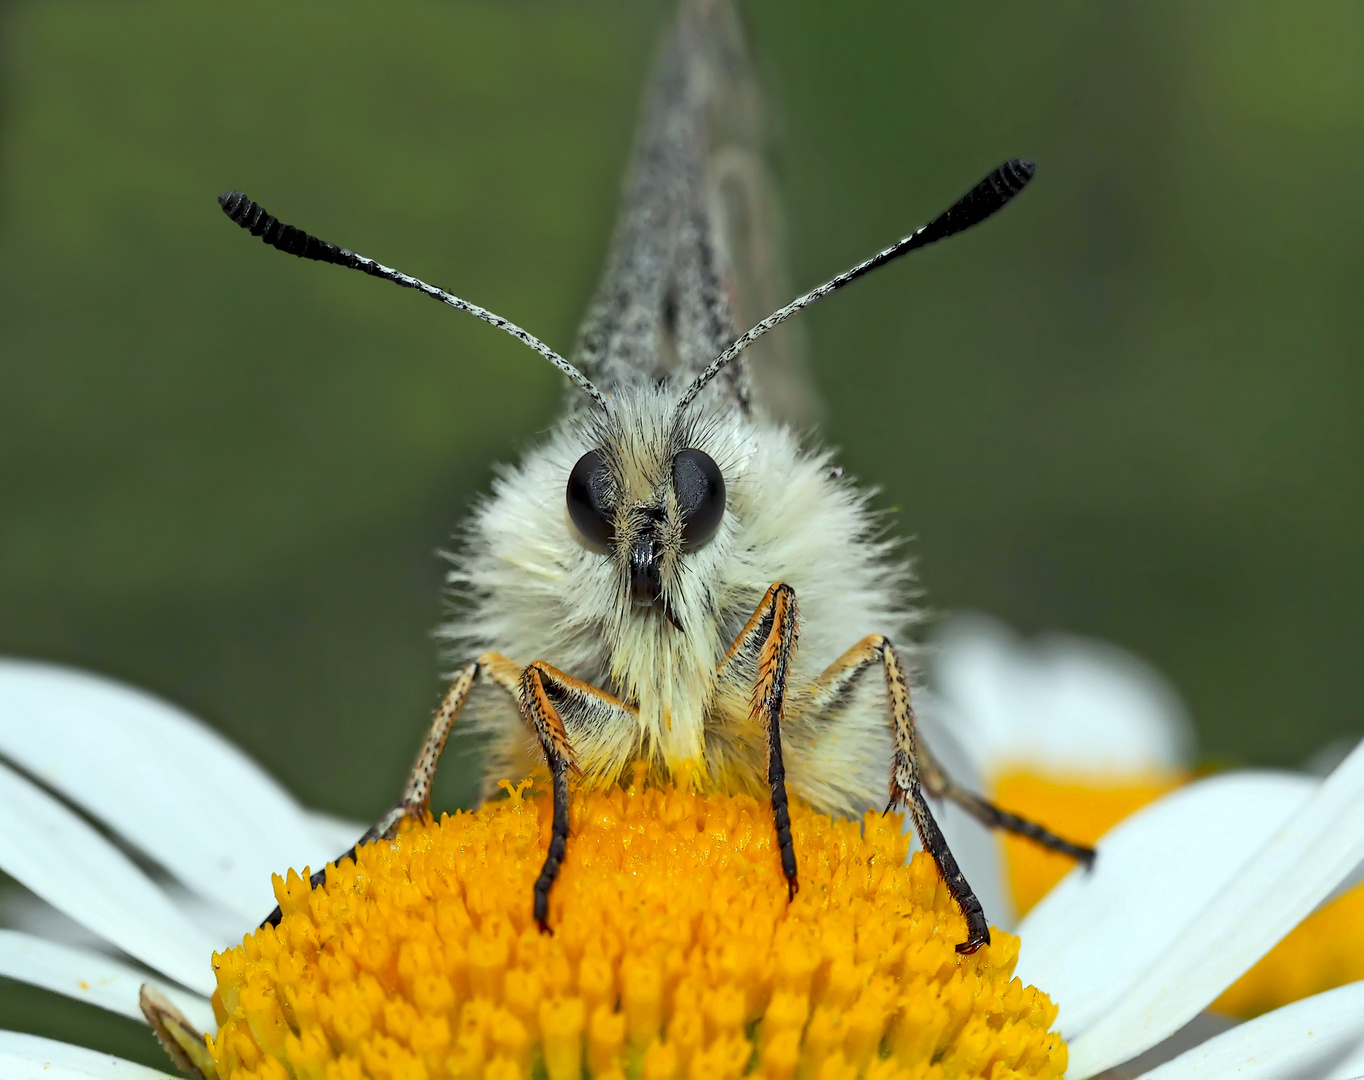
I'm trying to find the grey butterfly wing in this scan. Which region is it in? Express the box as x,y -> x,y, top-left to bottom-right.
699,2 -> 818,424
568,0 -> 818,424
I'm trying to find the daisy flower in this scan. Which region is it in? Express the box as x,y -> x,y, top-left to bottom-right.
929,613 -> 1364,1023
927,613 -> 1200,927
2,657 -> 1363,1080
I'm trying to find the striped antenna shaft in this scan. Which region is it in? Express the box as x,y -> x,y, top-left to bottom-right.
218,191 -> 608,409
676,159 -> 1036,412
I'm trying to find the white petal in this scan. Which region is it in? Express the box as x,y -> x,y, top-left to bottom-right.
1017,771 -> 1313,1037
0,882 -> 245,959
164,885 -> 257,948
0,1032 -> 174,1080
930,614 -> 1194,780
0,930 -> 215,1033
1068,738 -> 1364,1079
1325,856 -> 1364,907
1116,1013 -> 1241,1077
0,759 -> 218,996
0,885 -> 116,955
0,660 -> 331,921
1140,980 -> 1364,1080
917,691 -> 1015,928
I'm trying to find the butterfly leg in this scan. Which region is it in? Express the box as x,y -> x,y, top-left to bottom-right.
879,637 -> 992,955
916,755 -> 1097,867
816,637 -> 1096,865
517,660 -> 640,931
805,635 -> 987,952
805,634 -> 1093,952
261,652 -> 636,930
260,658 -> 483,926
809,636 -> 1095,864
716,582 -> 801,900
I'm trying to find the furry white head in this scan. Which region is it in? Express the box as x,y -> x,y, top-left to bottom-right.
441,380 -> 913,813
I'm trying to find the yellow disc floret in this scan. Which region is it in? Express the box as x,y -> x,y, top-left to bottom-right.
207,776 -> 1066,1080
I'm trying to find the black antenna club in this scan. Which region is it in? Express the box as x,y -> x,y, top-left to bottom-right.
217,191 -> 608,408
676,159 -> 1037,411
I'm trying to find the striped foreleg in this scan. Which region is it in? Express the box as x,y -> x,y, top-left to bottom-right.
517,661 -> 638,931
261,653 -> 637,931
716,582 -> 801,900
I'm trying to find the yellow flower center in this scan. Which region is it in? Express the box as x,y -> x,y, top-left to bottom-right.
993,767 -> 1364,1019
993,771 -> 1182,916
206,776 -> 1066,1080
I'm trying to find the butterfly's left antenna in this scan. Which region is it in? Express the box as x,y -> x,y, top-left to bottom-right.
677,158 -> 1037,412
218,191 -> 608,410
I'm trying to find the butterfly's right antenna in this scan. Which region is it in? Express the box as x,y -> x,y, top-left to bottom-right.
217,191 -> 608,410
676,158 -> 1037,413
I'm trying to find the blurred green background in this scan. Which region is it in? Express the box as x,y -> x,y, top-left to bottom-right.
1,0 -> 1363,1062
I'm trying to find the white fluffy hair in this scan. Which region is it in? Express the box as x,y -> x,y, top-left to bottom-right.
440,380 -> 918,817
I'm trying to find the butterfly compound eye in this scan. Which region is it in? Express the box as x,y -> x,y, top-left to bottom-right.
673,449 -> 725,550
566,449 -> 616,548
